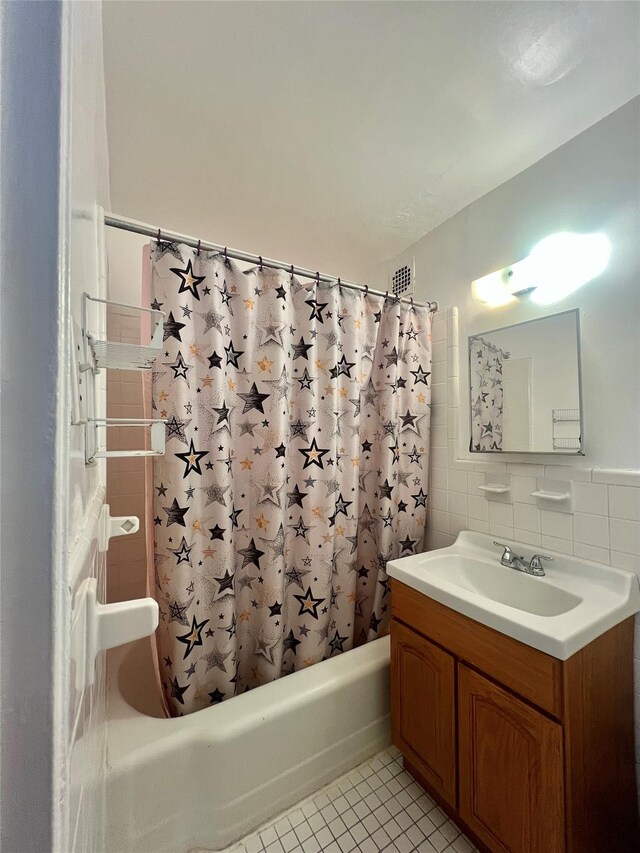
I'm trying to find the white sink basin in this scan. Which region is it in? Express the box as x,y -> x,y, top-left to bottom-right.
387,531 -> 640,659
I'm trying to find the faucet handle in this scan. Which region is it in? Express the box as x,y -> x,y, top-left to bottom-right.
493,541 -> 517,564
530,554 -> 553,571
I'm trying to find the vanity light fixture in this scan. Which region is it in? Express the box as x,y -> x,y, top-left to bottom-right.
471,231 -> 611,307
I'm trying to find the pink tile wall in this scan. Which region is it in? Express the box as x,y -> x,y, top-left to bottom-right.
105,306 -> 150,603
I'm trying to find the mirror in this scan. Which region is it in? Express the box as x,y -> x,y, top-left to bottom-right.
468,309 -> 583,454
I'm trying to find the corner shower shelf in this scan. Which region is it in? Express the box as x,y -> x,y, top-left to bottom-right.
85,418 -> 166,465
81,293 -> 164,373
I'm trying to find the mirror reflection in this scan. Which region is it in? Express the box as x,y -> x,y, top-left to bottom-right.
468,310 -> 582,454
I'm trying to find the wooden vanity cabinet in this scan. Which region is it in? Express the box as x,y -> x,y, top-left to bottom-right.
390,579 -> 639,853
458,664 -> 564,853
391,620 -> 456,805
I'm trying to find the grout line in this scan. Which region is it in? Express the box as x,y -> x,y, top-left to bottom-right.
219,747 -> 476,853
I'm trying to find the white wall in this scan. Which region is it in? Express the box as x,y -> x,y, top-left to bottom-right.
375,97 -> 640,470
1,2 -> 112,851
0,3 -> 64,849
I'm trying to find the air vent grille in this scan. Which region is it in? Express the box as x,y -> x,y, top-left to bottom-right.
391,261 -> 414,298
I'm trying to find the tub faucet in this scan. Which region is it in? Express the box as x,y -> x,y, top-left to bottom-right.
493,541 -> 553,577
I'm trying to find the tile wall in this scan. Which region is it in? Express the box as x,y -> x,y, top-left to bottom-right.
105,305 -> 151,603
427,307 -> 640,793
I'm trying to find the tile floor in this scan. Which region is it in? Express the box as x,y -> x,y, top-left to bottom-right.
220,746 -> 476,853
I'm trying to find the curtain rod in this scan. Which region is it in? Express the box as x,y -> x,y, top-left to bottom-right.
104,212 -> 438,312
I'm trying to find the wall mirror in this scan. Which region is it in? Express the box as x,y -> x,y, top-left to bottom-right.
468,309 -> 583,454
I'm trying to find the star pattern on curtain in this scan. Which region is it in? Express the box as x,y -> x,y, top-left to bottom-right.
150,243 -> 433,715
469,335 -> 509,452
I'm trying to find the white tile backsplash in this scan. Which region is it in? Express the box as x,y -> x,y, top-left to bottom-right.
593,469 -> 640,488
540,534 -> 573,555
448,514 -> 468,537
573,541 -> 611,565
429,488 -> 448,512
573,482 -> 609,516
513,502 -> 540,533
429,509 -> 448,535
610,518 -> 640,557
573,512 -> 610,549
611,551 -> 640,572
609,486 -> 640,522
491,522 -> 514,541
448,491 -> 468,517
466,471 -> 485,493
431,445 -> 449,469
511,475 -> 538,505
507,463 -> 545,477
540,509 -> 573,541
431,425 -> 448,448
543,465 -> 592,482
431,382 -> 447,405
467,495 -> 489,522
514,528 -> 542,547
448,470 -> 468,494
489,501 -> 514,528
431,340 -> 446,364
431,404 -> 447,427
468,517 -> 490,534
431,319 -> 447,342
446,345 -> 458,377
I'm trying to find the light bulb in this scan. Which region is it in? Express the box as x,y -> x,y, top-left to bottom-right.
471,271 -> 516,307
528,232 -> 611,305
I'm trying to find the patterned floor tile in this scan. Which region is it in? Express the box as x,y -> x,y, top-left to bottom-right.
220,747 -> 477,853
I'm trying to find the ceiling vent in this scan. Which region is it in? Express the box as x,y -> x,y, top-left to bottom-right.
390,259 -> 414,298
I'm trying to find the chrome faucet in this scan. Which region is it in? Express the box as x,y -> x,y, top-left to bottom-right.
493,541 -> 553,577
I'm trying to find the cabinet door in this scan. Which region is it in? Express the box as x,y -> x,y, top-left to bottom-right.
458,664 -> 565,853
391,619 -> 456,806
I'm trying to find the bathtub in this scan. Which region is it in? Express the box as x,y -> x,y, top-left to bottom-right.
104,635 -> 391,852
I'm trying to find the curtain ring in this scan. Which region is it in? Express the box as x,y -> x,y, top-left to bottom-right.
196,239 -> 201,256
157,228 -> 162,244
259,255 -> 263,271
337,277 -> 342,291
364,284 -> 369,297
224,246 -> 228,260
409,296 -> 414,310
290,264 -> 294,279
315,271 -> 320,285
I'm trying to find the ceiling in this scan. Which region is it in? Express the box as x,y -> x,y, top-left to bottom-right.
103,1 -> 640,282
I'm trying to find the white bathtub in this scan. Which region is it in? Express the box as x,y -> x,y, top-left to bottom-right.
104,636 -> 391,852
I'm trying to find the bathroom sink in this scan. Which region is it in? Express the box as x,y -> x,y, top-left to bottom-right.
387,530 -> 640,659
424,554 -> 582,617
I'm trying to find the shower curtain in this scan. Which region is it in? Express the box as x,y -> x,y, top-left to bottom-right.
150,242 -> 432,715
470,336 -> 509,451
